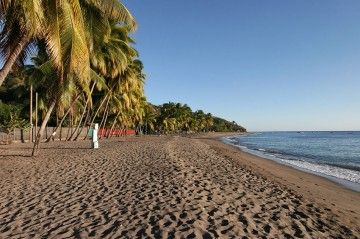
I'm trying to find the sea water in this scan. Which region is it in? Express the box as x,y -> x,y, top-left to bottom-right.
222,131 -> 360,192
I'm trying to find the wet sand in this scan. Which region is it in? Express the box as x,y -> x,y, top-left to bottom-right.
0,134 -> 359,238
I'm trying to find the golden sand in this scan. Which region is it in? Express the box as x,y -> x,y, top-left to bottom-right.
0,134 -> 359,238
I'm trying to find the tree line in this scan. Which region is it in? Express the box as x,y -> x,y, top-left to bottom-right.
141,103 -> 246,134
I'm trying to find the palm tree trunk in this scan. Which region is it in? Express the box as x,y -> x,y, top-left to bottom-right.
65,113 -> 72,140
31,99 -> 56,156
103,109 -> 110,129
0,36 -> 29,87
107,112 -> 121,138
46,93 -> 81,142
87,81 -> 116,130
46,106 -> 70,142
70,113 -> 73,138
88,80 -> 117,127
107,120 -> 116,138
82,104 -> 94,141
99,96 -> 110,128
99,106 -> 110,139
59,124 -> 63,141
68,102 -> 87,141
102,107 -> 110,130
69,83 -> 95,141
75,106 -> 90,141
89,94 -> 109,127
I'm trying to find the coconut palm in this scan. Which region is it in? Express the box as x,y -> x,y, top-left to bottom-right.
142,104 -> 158,134
0,0 -> 136,87
89,24 -> 145,134
99,59 -> 146,137
22,2 -> 136,155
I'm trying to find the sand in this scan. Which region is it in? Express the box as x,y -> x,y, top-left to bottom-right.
0,134 -> 359,238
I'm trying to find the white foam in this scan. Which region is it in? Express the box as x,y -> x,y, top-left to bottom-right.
279,158 -> 360,184
221,137 -> 360,192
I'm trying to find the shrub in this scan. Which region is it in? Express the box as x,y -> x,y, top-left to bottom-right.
0,102 -> 29,135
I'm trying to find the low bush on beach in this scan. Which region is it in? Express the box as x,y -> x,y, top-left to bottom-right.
0,102 -> 29,135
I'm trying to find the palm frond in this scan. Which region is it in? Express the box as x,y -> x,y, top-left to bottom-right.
43,0 -> 63,69
61,0 -> 90,84
20,0 -> 44,35
87,0 -> 136,30
90,69 -> 107,91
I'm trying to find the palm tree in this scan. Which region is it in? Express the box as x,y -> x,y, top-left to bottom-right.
141,104 -> 158,134
0,0 -> 136,87
89,24 -> 145,135
26,2 -> 136,155
100,59 -> 146,137
1,1 -> 171,151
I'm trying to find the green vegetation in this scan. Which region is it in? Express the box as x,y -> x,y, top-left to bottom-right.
211,117 -> 246,132
142,103 -> 246,134
0,102 -> 29,135
0,1 -> 245,154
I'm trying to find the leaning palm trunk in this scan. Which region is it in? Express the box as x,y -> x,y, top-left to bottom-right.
75,106 -> 91,141
69,83 -> 96,141
97,97 -> 110,140
89,94 -> 109,128
31,99 -> 57,156
88,83 -> 117,128
87,82 -> 116,130
59,124 -> 63,141
99,106 -> 110,139
65,115 -> 72,140
107,112 -> 121,138
46,94 -> 81,142
99,96 -> 110,129
89,96 -> 107,125
68,103 -> 87,141
107,119 -> 116,138
0,36 -> 29,87
46,108 -> 69,142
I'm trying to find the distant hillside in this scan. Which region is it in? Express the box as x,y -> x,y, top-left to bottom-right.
211,116 -> 247,132
144,102 -> 246,134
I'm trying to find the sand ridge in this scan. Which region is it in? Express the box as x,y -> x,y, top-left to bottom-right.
0,135 -> 359,238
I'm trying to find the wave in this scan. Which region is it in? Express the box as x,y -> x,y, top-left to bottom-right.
221,137 -> 360,187
279,157 -> 360,184
251,148 -> 360,172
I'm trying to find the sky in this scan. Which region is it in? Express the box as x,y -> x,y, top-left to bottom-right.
122,0 -> 360,131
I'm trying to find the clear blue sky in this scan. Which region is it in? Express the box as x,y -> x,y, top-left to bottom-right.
123,0 -> 360,131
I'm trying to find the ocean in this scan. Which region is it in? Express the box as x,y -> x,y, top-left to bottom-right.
222,131 -> 360,191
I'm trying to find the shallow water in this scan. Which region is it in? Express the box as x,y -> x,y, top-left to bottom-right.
223,131 -> 360,191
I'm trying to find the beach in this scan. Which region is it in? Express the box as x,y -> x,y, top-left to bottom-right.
0,134 -> 359,238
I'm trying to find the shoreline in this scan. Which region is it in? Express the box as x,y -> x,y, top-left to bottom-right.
196,133 -> 359,228
219,134 -> 360,192
0,133 -> 359,237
